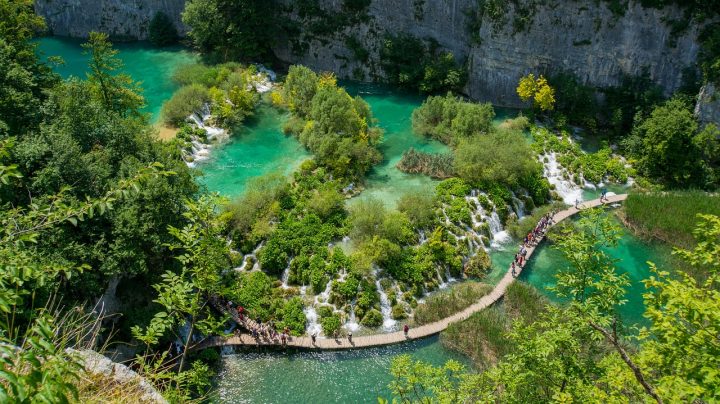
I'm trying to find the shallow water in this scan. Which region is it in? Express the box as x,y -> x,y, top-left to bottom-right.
197,105 -> 310,197
214,335 -> 469,404
515,214 -> 672,329
36,37 -> 198,121
343,82 -> 450,208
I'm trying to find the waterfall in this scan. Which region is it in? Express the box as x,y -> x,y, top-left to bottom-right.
343,301 -> 360,333
488,211 -> 510,248
304,307 -> 322,336
280,261 -> 291,289
373,268 -> 397,331
541,152 -> 583,205
511,192 -> 526,218
234,242 -> 264,272
436,267 -> 448,289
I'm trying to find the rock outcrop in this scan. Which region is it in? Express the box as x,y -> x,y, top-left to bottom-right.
35,0 -> 708,106
70,349 -> 168,403
34,0 -> 187,40
696,83 -> 720,127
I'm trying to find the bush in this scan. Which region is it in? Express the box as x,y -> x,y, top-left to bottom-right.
380,34 -> 466,94
463,249 -> 492,279
279,297 -> 306,336
397,192 -> 436,230
392,304 -> 407,320
321,313 -> 342,335
412,93 -> 494,145
361,308 -> 383,327
455,129 -> 541,188
148,12 -> 178,46
161,84 -> 210,126
396,148 -> 455,179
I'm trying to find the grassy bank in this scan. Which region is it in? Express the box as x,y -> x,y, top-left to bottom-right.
412,281 -> 493,326
623,191 -> 720,249
439,282 -> 548,369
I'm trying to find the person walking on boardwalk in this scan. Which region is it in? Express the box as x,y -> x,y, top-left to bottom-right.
403,324 -> 409,337
348,332 -> 353,343
311,333 -> 317,344
511,261 -> 517,277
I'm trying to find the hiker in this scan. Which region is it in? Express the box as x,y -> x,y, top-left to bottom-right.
281,333 -> 287,345
404,324 -> 410,337
511,262 -> 517,277
575,199 -> 580,209
311,333 -> 317,344
601,189 -> 608,202
348,332 -> 353,343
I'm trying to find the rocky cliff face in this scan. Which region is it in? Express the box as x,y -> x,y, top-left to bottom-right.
696,84 -> 720,128
35,0 -> 706,108
34,0 -> 187,40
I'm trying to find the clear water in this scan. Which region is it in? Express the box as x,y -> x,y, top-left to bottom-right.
515,214 -> 673,329
196,105 -> 310,197
35,37 -> 198,121
214,335 -> 469,404
343,82 -> 450,208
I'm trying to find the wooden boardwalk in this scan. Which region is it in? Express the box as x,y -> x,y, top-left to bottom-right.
196,194 -> 628,351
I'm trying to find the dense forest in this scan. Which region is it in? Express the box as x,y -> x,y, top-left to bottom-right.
1,0 -> 719,402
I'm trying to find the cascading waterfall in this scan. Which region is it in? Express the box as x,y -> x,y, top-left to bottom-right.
372,268 -> 397,331
541,152 -> 583,205
304,307 -> 322,336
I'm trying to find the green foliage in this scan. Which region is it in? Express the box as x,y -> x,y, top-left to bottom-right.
148,11 -> 178,46
463,249 -> 492,279
83,32 -> 145,115
321,313 -> 342,335
360,308 -> 383,327
396,148 -> 455,179
379,34 -> 466,94
280,69 -> 382,179
161,84 -> 210,126
624,191 -> 720,250
397,192 -> 436,230
0,0 -> 58,136
413,281 -> 493,325
698,22 -> 720,85
182,0 -> 273,61
412,93 -> 494,145
455,129 -> 542,188
163,62 -> 261,129
624,97 -> 719,188
386,355 -> 468,403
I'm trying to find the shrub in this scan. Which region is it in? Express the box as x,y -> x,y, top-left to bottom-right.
361,309 -> 383,327
396,148 -> 455,179
321,313 -> 342,335
392,304 -> 407,319
161,84 -> 210,126
397,192 -> 436,230
463,249 -> 492,279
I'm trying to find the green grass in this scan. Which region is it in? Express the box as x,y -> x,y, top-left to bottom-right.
412,281 -> 493,326
623,191 -> 720,249
440,282 -> 548,369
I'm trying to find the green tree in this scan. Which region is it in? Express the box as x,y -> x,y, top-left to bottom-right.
148,11 -> 178,46
182,0 -> 274,61
133,195 -> 231,372
627,97 -> 715,188
83,32 -> 144,115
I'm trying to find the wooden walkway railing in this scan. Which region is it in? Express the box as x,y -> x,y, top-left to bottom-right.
194,194 -> 628,351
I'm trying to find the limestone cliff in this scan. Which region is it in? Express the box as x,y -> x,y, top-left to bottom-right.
35,0 -> 708,108
696,84 -> 720,128
34,0 -> 187,40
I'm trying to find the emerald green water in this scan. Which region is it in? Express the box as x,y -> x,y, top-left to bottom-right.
197,105 -> 310,196
214,335 -> 468,403
516,214 -> 672,329
343,82 -> 450,208
35,37 -> 198,121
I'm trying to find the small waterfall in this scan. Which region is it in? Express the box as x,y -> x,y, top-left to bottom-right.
373,268 -> 397,331
304,307 -> 322,336
435,267 -> 448,289
488,211 -> 510,248
280,261 -> 291,289
511,192 -> 526,219
344,302 -> 360,333
235,242 -> 264,272
418,230 -> 427,245
541,152 -> 583,205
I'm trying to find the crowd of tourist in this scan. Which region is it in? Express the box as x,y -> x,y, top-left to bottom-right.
511,211 -> 555,277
